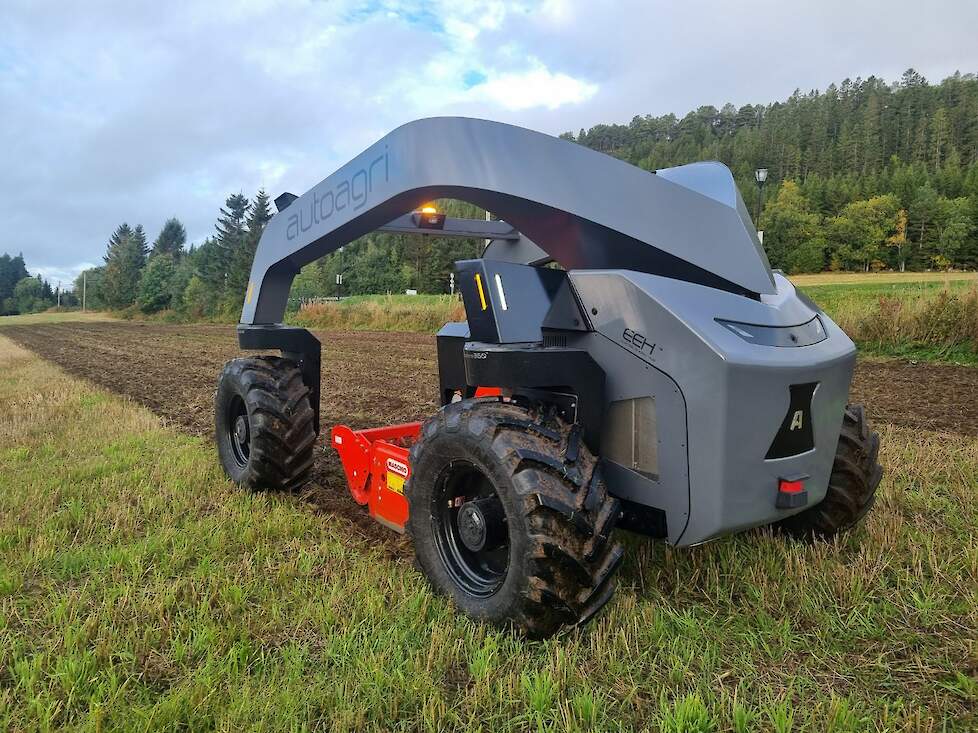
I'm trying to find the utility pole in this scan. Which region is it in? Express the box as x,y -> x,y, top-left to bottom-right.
82,271 -> 87,312
57,281 -> 61,308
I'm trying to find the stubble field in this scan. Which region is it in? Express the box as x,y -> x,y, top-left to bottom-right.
1,319 -> 977,730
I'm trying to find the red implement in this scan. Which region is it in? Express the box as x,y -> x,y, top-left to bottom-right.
330,389 -> 500,532
330,422 -> 420,532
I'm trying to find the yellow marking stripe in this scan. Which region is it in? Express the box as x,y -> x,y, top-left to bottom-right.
475,273 -> 488,310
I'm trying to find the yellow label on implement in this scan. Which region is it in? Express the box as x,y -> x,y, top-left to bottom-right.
387,472 -> 405,494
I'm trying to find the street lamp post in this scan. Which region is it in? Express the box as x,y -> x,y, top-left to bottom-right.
754,167 -> 768,227
336,246 -> 344,299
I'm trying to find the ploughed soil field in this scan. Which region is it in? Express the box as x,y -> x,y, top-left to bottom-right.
5,321 -> 977,544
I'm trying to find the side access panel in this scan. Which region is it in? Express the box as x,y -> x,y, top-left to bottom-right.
563,330 -> 691,543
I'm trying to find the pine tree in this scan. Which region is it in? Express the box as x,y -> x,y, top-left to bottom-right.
226,189 -> 271,308
194,237 -> 225,300
132,225 -> 149,266
100,223 -> 146,309
151,218 -> 187,258
216,193 -> 250,250
204,193 -> 250,303
930,107 -> 951,171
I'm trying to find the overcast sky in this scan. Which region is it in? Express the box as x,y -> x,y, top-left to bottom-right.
3,0 -> 976,287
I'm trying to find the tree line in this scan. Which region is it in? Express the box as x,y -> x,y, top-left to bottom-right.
76,191 -> 272,319
76,192 -> 486,320
0,253 -> 75,315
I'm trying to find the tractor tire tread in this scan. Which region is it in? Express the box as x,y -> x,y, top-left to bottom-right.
215,356 -> 316,492
406,398 -> 622,638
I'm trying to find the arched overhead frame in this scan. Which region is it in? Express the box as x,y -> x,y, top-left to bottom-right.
240,117 -> 774,327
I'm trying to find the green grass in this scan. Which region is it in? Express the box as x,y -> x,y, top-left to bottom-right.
798,278 -> 977,319
857,341 -> 978,366
789,271 -> 978,286
797,279 -> 978,365
1,336 -> 977,730
287,293 -> 464,333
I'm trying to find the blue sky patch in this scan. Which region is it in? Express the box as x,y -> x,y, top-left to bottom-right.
344,1 -> 445,34
463,69 -> 487,89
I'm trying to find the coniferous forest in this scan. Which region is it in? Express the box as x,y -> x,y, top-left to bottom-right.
562,69 -> 978,275
10,68 -> 975,320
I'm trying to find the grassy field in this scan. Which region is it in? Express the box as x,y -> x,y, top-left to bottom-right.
788,272 -> 978,286
799,278 -> 978,365
1,334 -> 976,730
288,294 -> 465,333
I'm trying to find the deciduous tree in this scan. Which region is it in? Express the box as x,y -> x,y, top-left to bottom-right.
138,253 -> 177,312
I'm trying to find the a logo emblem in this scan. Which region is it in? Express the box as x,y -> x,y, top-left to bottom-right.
789,410 -> 804,431
766,383 -> 818,459
386,458 -> 409,478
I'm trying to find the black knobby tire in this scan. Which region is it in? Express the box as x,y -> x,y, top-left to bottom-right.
406,398 -> 624,638
776,403 -> 883,539
215,356 -> 316,491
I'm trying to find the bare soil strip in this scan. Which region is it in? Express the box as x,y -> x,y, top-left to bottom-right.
4,321 -> 976,542
851,359 -> 978,436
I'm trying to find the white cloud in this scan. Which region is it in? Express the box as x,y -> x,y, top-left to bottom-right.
539,0 -> 572,23
467,62 -> 598,110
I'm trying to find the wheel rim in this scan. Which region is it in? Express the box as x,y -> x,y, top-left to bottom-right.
432,461 -> 509,598
226,394 -> 250,469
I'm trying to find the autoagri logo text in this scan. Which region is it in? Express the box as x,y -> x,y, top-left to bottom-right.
286,145 -> 389,241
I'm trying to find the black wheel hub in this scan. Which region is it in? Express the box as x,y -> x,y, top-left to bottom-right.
433,462 -> 509,598
457,497 -> 507,552
226,395 -> 250,468
457,502 -> 488,551
234,415 -> 248,444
